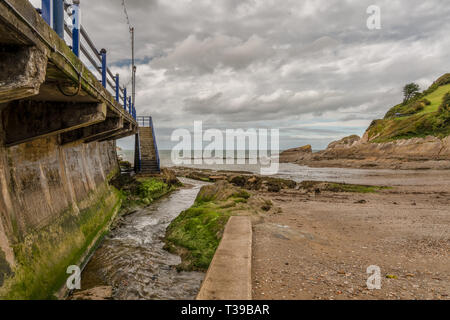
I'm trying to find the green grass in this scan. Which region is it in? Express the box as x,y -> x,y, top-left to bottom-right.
368,75 -> 450,142
368,111 -> 450,142
418,84 -> 450,114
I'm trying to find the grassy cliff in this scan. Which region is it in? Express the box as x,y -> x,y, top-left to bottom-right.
366,74 -> 450,142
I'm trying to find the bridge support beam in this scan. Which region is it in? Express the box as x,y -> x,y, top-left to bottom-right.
59,117 -> 124,145
85,123 -> 133,143
98,124 -> 136,142
0,46 -> 48,104
2,101 -> 107,147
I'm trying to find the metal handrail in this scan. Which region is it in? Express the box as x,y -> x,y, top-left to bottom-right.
149,117 -> 161,171
35,0 -> 136,120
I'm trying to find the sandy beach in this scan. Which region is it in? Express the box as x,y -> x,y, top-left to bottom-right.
172,166 -> 450,300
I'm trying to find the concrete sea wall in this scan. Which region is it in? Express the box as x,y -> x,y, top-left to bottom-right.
0,130 -> 121,299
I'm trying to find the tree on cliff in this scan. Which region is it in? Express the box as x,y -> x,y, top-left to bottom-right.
439,92 -> 450,114
403,83 -> 420,103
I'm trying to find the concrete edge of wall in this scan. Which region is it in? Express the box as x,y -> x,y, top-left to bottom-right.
196,216 -> 252,300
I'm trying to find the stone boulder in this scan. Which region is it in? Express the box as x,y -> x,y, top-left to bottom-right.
161,168 -> 182,187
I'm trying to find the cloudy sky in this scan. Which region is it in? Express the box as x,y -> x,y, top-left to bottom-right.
31,0 -> 450,150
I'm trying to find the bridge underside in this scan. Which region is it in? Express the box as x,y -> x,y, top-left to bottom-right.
0,0 -> 138,147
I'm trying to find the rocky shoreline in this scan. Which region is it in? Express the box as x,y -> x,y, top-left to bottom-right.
280,135 -> 450,170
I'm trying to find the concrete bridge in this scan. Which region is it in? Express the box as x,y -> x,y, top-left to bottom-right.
0,0 -> 138,146
0,0 -> 159,299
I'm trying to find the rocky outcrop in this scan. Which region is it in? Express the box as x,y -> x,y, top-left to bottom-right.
282,134 -> 450,169
314,135 -> 450,161
280,145 -> 312,163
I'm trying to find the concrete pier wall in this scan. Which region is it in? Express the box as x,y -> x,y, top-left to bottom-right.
0,0 -> 139,299
0,130 -> 120,299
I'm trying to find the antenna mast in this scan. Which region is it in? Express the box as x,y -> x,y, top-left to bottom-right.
131,27 -> 136,108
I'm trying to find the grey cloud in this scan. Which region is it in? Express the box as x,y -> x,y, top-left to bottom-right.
49,0 -> 450,150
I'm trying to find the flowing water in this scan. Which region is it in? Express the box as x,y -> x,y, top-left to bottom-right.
80,178 -> 208,300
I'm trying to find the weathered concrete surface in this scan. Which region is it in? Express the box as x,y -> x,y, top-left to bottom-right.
2,100 -> 107,146
0,0 -> 137,135
197,216 -> 252,300
0,0 -> 136,300
0,124 -> 120,299
59,117 -> 124,145
0,46 -> 47,103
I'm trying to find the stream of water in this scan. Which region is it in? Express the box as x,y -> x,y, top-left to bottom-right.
80,178 -> 208,300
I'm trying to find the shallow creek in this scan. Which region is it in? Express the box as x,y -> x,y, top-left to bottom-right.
79,178 -> 208,300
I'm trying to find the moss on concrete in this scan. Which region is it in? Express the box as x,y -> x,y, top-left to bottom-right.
113,175 -> 177,212
0,249 -> 12,287
0,184 -> 121,300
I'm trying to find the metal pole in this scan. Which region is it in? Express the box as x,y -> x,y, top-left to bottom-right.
128,97 -> 132,114
100,48 -> 107,88
131,27 -> 136,107
72,0 -> 80,57
124,88 -> 127,111
115,74 -> 120,102
42,0 -> 53,28
53,0 -> 64,39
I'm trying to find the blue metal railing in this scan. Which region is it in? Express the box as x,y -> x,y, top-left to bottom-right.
137,116 -> 161,172
36,0 -> 137,120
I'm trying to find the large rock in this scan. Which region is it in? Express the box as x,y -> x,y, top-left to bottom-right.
327,135 -> 361,149
314,135 -> 450,161
161,168 -> 182,187
280,145 -> 312,163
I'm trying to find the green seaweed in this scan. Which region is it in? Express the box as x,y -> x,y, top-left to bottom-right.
164,186 -> 251,271
325,183 -> 390,193
1,185 -> 121,300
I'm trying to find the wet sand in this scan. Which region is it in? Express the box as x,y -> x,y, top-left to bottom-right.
252,170 -> 450,300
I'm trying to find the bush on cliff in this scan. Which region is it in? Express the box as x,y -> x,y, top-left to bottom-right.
368,74 -> 450,142
439,92 -> 450,113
